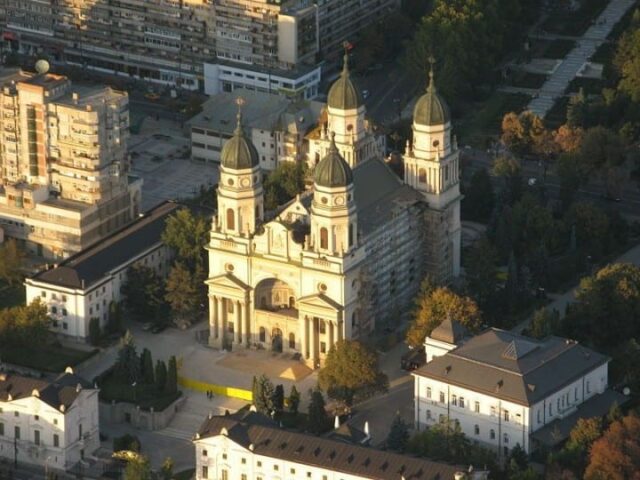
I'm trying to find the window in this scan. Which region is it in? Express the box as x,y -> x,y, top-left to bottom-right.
537,410 -> 542,424
474,425 -> 479,435
202,449 -> 208,457
459,397 -> 465,409
490,429 -> 495,440
307,473 -> 312,478
426,410 -> 432,420
575,386 -> 578,401
348,224 -> 353,247
202,466 -> 208,479
290,468 -> 296,474
53,434 -> 59,447
319,321 -> 326,334
504,433 -> 509,444
259,327 -> 266,342
503,410 -> 510,422
490,406 -> 496,417
34,415 -> 39,421
320,227 -> 328,249
34,430 -> 40,445
451,395 -> 457,406
241,475 -> 247,480
426,387 -> 432,399
475,401 -> 480,413
51,306 -> 57,314
557,398 -> 561,411
439,392 -> 445,403
62,309 -> 67,316
227,302 -> 234,313
221,470 -> 227,480
586,381 -> 591,394
241,458 -> 246,465
226,208 -> 235,230
257,461 -> 262,467
320,342 -> 326,354
274,465 -> 279,471
549,403 -> 553,416
14,426 -> 20,439
78,424 -> 82,440
289,333 -> 295,349
14,412 -> 18,417
0,423 -> 3,436
41,291 -> 46,298
418,168 -> 427,183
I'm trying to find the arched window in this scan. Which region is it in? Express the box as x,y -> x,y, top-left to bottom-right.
320,227 -> 328,249
255,205 -> 260,221
259,327 -> 266,343
418,168 -> 427,183
490,429 -> 495,440
289,333 -> 296,349
226,208 -> 235,230
351,311 -> 357,328
348,224 -> 354,247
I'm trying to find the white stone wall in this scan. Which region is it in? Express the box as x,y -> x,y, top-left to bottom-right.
0,389 -> 99,470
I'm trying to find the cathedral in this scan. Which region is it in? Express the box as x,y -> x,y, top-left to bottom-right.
206,55 -> 461,368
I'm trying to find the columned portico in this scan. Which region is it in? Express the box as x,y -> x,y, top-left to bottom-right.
207,274 -> 251,350
298,293 -> 343,368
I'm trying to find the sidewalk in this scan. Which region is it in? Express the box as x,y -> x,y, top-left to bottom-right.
528,0 -> 637,117
512,242 -> 640,333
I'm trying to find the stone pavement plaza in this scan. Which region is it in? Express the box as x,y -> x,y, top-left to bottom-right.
528,0 -> 637,117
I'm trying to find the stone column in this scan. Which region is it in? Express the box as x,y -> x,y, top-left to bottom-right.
236,300 -> 242,344
245,301 -> 251,346
329,321 -> 335,350
208,296 -> 217,346
219,298 -> 226,348
310,317 -> 317,367
302,316 -> 309,360
337,319 -> 344,342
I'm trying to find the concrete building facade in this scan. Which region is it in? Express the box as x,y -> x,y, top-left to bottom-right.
0,68 -> 141,259
0,369 -> 100,472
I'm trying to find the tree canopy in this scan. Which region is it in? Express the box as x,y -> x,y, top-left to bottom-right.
161,208 -> 209,270
0,239 -> 24,286
585,414 -> 640,480
264,162 -> 307,211
0,299 -> 50,346
406,286 -> 482,347
318,339 -> 388,406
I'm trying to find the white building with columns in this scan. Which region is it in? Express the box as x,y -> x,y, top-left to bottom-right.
413,327 -> 627,456
206,64 -> 461,368
193,409 -> 488,480
0,368 -> 100,472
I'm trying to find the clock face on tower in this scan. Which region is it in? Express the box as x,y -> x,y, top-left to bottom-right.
334,196 -> 345,206
240,177 -> 251,187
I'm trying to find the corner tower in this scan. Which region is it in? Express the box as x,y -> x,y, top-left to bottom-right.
215,103 -> 264,237
310,133 -> 358,256
404,66 -> 461,281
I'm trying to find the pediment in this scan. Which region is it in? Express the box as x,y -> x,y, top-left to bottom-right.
206,273 -> 251,292
298,293 -> 343,312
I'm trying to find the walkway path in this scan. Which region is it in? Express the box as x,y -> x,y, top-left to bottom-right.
528,0 -> 637,117
512,242 -> 640,334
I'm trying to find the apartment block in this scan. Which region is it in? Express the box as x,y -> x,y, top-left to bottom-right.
0,68 -> 141,259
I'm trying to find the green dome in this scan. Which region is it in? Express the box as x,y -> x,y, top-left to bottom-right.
327,52 -> 362,110
413,70 -> 450,127
314,134 -> 353,188
221,112 -> 259,170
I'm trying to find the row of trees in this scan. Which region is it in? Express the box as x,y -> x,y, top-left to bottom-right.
0,299 -> 50,347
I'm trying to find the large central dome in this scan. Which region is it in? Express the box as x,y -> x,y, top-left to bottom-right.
413,69 -> 450,127
327,52 -> 362,111
314,133 -> 354,188
220,111 -> 259,170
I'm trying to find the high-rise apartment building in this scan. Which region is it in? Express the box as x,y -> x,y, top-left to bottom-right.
0,68 -> 141,259
0,0 -> 399,94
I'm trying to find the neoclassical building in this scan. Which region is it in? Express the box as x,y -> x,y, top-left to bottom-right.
207,62 -> 461,367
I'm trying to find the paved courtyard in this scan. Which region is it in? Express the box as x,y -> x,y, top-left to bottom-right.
129,117 -> 219,212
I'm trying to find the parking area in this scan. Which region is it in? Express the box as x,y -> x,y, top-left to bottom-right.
129,116 -> 219,212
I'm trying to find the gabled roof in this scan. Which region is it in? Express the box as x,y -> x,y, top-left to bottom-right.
415,328 -> 609,406
0,370 -> 92,411
196,412 -> 465,480
30,201 -> 180,290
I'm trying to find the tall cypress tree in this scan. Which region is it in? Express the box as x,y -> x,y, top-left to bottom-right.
155,360 -> 167,391
165,356 -> 178,394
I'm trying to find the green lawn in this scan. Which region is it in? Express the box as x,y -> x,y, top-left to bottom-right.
1,344 -> 96,373
457,92 -> 531,148
98,370 -> 181,411
0,282 -> 25,309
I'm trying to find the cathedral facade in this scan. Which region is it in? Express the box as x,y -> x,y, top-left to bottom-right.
206,57 -> 461,367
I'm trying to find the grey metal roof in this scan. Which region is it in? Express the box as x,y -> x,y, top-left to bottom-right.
0,371 -> 92,411
413,71 -> 450,127
430,318 -> 468,344
31,201 -> 180,290
221,112 -> 260,170
314,135 -> 353,187
327,53 -> 362,110
196,412 -> 465,480
414,329 -> 610,406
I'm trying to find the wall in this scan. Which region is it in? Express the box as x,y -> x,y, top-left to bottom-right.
99,395 -> 186,431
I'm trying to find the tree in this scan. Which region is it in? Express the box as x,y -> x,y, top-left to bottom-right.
462,169 -> 495,222
492,154 -> 522,205
610,339 -> 640,391
113,434 -> 141,453
563,263 -> 640,350
0,239 -> 24,286
160,457 -> 174,480
263,162 -> 307,210
553,124 -> 585,153
318,340 -> 388,406
115,331 -> 141,384
122,265 -> 166,321
386,414 -> 410,452
406,287 -> 482,348
307,389 -> 330,435
165,355 -> 178,394
271,384 -> 285,414
89,317 -> 101,346
527,308 -> 560,339
578,127 -> 626,196
155,359 -> 168,391
140,348 -> 155,385
564,202 -> 611,258
124,455 -> 152,480
614,19 -> 640,102
107,301 -> 124,334
0,299 -> 50,346
165,262 -> 200,319
465,236 -> 498,311
288,385 -> 301,414
585,414 -> 640,480
252,374 -> 275,415
162,208 -> 209,270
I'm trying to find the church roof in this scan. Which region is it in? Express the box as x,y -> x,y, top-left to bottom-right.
413,69 -> 450,127
314,134 -> 354,188
220,110 -> 259,170
327,52 -> 362,111
430,317 -> 468,344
